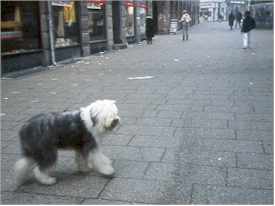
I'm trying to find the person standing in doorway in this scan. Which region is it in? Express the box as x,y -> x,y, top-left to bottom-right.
180,10 -> 192,41
235,11 -> 243,29
228,12 -> 235,30
146,16 -> 154,44
241,11 -> 256,49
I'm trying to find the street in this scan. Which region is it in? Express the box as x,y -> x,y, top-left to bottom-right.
1,22 -> 273,204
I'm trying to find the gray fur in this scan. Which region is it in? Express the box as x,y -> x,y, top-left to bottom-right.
19,111 -> 97,170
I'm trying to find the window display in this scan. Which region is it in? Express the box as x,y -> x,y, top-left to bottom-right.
87,1 -> 106,41
52,1 -> 80,48
125,1 -> 135,37
1,1 -> 40,55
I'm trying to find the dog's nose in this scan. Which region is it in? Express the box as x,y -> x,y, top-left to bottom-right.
111,118 -> 119,128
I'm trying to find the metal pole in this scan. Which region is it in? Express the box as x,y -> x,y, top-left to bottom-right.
47,0 -> 57,66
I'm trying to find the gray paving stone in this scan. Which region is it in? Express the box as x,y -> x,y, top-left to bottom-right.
228,168 -> 273,189
236,129 -> 273,141
20,175 -> 109,198
100,178 -> 192,204
112,160 -> 148,178
174,128 -> 235,139
229,120 -> 273,130
144,162 -> 226,185
236,113 -> 272,122
129,135 -> 181,148
102,145 -> 165,162
101,134 -> 134,146
81,198 -> 130,205
157,110 -> 183,119
136,118 -> 172,127
162,149 -> 236,167
192,184 -> 273,204
177,138 -> 264,153
1,191 -> 83,204
237,153 -> 273,170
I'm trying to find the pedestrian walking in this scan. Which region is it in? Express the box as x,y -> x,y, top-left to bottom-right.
235,11 -> 242,29
179,10 -> 192,41
241,11 -> 256,49
228,12 -> 235,30
145,16 -> 154,44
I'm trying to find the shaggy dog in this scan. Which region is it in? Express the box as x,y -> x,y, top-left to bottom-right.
14,100 -> 120,186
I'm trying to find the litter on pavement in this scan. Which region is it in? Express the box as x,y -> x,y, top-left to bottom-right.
128,76 -> 154,80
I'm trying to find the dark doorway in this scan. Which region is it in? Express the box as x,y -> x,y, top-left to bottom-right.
153,1 -> 158,34
112,1 -> 122,44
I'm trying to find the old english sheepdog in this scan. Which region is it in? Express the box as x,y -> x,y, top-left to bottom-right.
14,100 -> 120,186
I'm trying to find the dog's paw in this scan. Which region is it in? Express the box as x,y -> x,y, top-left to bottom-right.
38,177 -> 57,185
96,164 -> 115,177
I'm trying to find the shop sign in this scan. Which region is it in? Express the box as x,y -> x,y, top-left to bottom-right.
87,0 -> 106,9
52,0 -> 72,7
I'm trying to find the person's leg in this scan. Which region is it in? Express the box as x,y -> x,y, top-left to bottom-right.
243,32 -> 248,49
247,31 -> 251,48
186,25 -> 189,40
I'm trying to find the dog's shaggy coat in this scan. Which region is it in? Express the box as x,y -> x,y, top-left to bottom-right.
14,100 -> 120,186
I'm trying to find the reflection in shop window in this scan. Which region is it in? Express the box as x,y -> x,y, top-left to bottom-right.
52,1 -> 80,48
1,1 -> 40,55
87,2 -> 106,41
125,5 -> 135,37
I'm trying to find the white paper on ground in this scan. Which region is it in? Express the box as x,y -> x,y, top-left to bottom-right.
128,76 -> 154,80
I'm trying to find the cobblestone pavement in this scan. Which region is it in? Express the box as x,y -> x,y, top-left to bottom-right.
1,22 -> 273,204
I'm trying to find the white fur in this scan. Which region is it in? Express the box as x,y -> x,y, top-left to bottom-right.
33,167 -> 56,185
80,99 -> 120,136
14,158 -> 35,186
90,149 -> 114,176
79,99 -> 118,176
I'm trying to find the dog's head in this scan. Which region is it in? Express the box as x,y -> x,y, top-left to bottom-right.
81,100 -> 120,135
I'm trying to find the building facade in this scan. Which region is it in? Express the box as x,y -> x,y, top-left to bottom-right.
200,0 -> 227,22
1,0 -> 199,74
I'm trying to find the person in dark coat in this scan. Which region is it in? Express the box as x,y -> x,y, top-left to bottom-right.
241,11 -> 256,49
146,16 -> 154,44
228,12 -> 235,30
235,11 -> 242,29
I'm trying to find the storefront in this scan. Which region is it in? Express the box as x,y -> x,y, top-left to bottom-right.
51,0 -> 81,61
124,0 -> 135,42
87,0 -> 107,53
137,0 -> 147,40
1,1 -> 43,73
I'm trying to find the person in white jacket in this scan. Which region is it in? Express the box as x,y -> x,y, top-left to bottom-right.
179,10 -> 192,41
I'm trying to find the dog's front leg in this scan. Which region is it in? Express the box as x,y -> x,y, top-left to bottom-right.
90,148 -> 114,176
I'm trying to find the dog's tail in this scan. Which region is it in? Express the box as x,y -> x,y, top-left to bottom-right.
14,157 -> 36,187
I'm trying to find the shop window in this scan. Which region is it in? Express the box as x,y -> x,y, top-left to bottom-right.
1,1 -> 40,55
52,1 -> 79,48
87,1 -> 106,41
125,1 -> 135,37
139,7 -> 146,35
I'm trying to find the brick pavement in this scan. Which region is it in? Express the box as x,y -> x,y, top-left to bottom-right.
1,22 -> 273,204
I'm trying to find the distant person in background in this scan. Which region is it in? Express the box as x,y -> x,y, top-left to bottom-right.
228,12 -> 235,30
146,16 -> 154,44
241,11 -> 256,49
180,10 -> 192,41
235,11 -> 243,29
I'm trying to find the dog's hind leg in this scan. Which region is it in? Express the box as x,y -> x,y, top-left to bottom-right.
75,150 -> 92,172
33,147 -> 57,185
14,157 -> 36,186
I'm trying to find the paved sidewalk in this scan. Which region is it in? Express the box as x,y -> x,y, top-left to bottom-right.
1,22 -> 273,204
